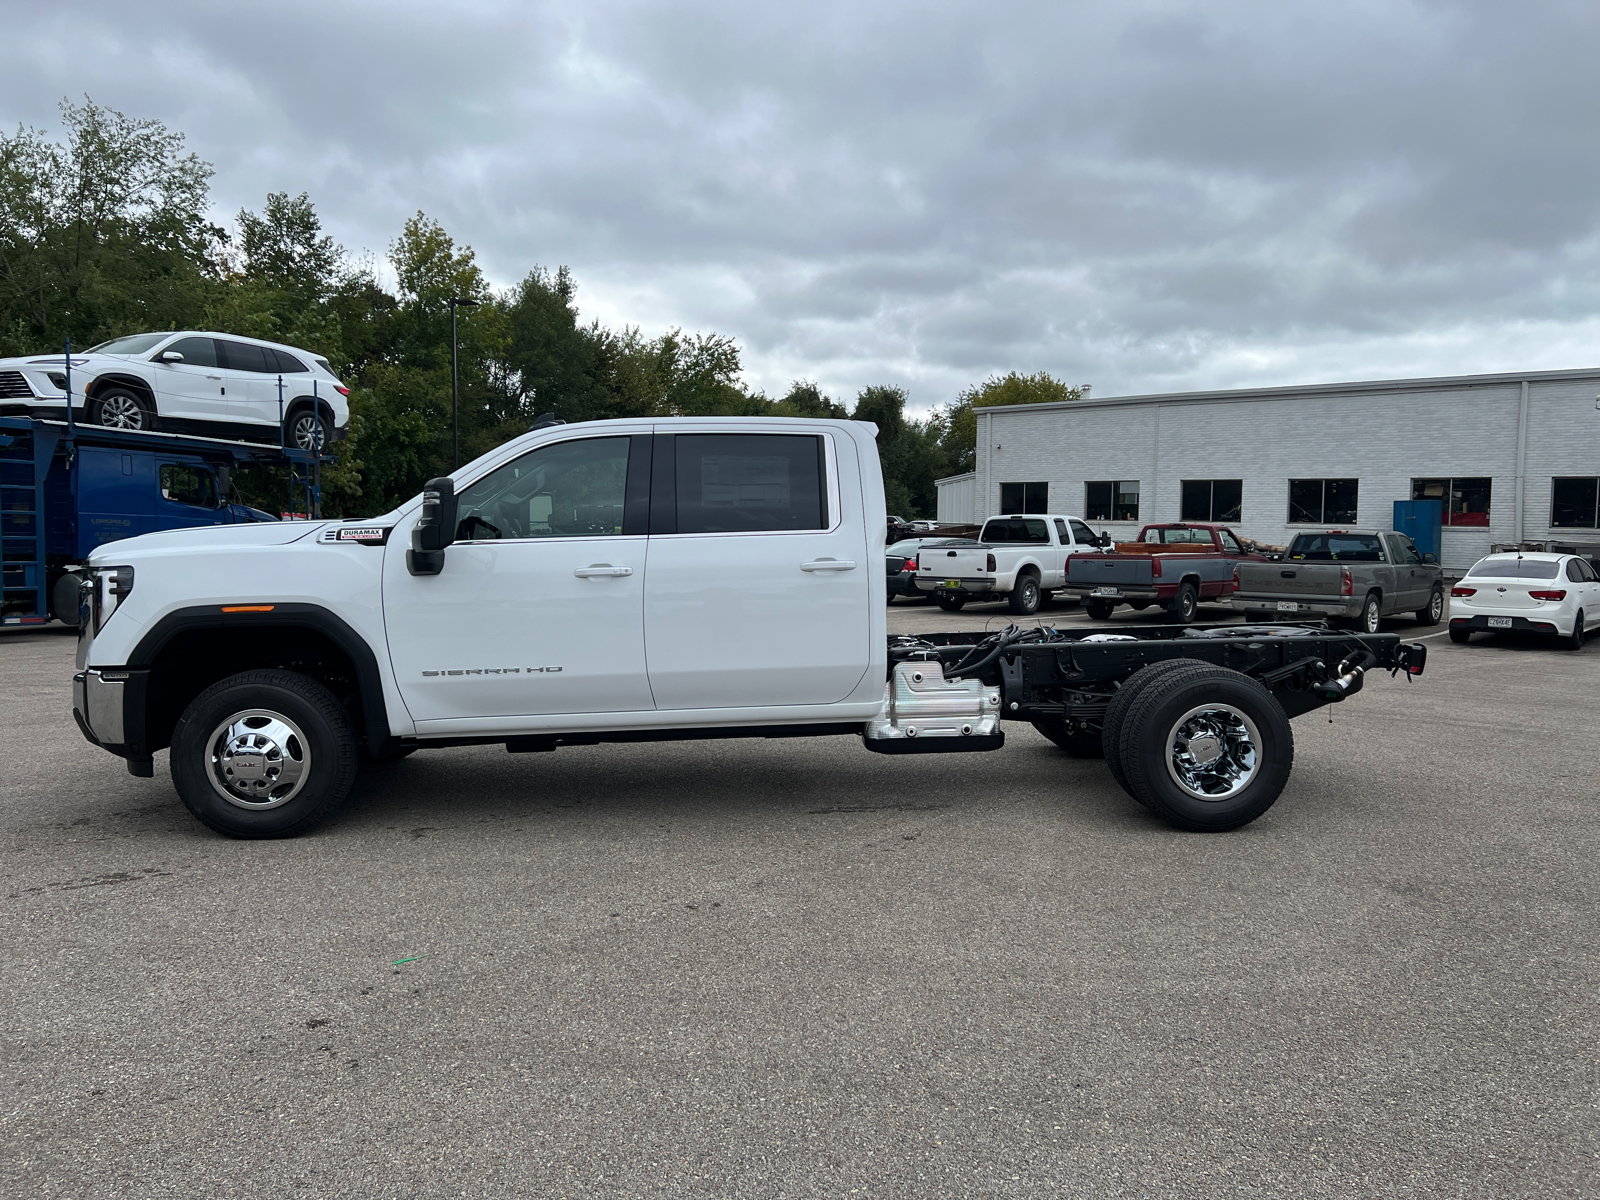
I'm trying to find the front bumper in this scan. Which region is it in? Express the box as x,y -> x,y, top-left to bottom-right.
1450,613 -> 1564,636
1231,597 -> 1361,619
72,668 -> 154,776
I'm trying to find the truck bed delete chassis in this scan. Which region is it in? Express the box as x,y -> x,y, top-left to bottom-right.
887,621 -> 1426,731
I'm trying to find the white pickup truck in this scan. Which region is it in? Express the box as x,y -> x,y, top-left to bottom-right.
70,417 -> 1427,838
913,513 -> 1108,614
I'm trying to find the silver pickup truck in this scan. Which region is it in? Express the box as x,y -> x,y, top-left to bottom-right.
1232,529 -> 1446,633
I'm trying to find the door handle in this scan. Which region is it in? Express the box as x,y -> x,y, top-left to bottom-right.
574,565 -> 633,578
801,559 -> 857,572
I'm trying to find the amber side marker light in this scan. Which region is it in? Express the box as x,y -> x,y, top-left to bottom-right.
221,605 -> 276,613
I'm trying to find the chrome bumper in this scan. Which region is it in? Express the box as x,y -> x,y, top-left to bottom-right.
73,669 -> 126,745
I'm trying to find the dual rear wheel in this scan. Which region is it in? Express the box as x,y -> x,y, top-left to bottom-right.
1038,658 -> 1295,831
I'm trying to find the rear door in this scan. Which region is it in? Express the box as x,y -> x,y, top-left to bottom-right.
644,429 -> 870,709
214,339 -> 280,431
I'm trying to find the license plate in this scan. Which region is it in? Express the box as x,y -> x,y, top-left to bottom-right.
1487,616 -> 1513,628
944,579 -> 961,589
1277,601 -> 1299,611
1092,587 -> 1120,597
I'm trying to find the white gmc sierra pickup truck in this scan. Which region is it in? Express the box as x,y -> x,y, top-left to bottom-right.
71,417 -> 1427,838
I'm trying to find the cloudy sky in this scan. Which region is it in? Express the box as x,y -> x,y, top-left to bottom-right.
5,1 -> 1600,410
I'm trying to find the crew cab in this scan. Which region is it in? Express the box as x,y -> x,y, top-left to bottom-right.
1231,529 -> 1445,633
1062,523 -> 1262,622
913,512 -> 1106,615
71,418 -> 1427,839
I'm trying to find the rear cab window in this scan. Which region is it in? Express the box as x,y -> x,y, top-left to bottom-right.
1288,533 -> 1385,561
982,517 -> 1049,544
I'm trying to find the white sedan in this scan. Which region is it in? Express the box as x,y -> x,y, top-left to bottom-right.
1448,552 -> 1600,649
0,331 -> 349,450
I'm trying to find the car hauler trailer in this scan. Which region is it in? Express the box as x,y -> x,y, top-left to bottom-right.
0,416 -> 329,626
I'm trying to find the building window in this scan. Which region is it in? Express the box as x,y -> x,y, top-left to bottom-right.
1288,478 -> 1358,524
1086,480 -> 1139,521
999,481 -> 1049,514
1180,479 -> 1242,522
1411,477 -> 1491,527
1551,477 -> 1600,528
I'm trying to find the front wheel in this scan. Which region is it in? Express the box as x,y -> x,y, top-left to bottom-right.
1008,574 -> 1041,615
170,669 -> 359,838
1564,609 -> 1585,651
1415,587 -> 1444,626
936,595 -> 965,612
92,388 -> 154,431
1116,665 -> 1294,831
1084,599 -> 1116,621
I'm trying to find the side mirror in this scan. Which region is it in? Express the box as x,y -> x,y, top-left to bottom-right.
407,476 -> 457,576
160,350 -> 184,363
1422,552 -> 1438,565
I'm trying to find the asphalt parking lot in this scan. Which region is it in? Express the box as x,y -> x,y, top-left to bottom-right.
4,600 -> 1598,1198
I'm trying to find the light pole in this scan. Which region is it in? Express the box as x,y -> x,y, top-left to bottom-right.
449,297 -> 481,469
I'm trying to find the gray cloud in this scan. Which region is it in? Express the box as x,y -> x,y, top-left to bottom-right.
6,0 -> 1600,409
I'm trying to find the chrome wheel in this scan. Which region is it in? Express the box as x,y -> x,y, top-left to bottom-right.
206,709 -> 311,810
289,413 -> 326,451
1164,703 -> 1261,801
97,394 -> 144,429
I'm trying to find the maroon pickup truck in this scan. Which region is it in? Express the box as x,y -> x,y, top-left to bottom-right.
1062,523 -> 1265,622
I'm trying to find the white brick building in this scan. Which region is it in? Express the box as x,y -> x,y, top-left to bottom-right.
960,368 -> 1600,571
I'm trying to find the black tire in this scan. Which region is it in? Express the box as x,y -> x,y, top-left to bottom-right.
1117,664 -> 1294,832
1353,592 -> 1382,634
170,669 -> 358,839
1030,717 -> 1104,757
936,595 -> 966,612
1084,599 -> 1116,621
1564,609 -> 1585,651
1169,581 -> 1200,624
286,406 -> 329,452
1008,573 -> 1042,615
1100,658 -> 1230,805
1448,626 -> 1472,644
1415,586 -> 1444,626
91,387 -> 154,431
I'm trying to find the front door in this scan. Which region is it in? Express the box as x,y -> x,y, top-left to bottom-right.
149,336 -> 226,423
383,434 -> 655,724
643,429 -> 871,709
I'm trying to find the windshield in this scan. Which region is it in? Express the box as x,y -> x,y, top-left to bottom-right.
87,333 -> 169,356
1288,533 -> 1384,561
1467,557 -> 1561,580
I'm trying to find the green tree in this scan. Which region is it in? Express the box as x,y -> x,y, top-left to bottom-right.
0,97 -> 220,352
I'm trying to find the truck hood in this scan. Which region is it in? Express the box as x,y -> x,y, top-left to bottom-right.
87,520 -> 327,564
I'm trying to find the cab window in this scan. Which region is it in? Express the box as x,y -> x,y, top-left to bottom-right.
454,437 -> 630,540
159,464 -> 217,508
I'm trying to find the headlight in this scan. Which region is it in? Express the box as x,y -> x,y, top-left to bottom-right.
87,565 -> 135,633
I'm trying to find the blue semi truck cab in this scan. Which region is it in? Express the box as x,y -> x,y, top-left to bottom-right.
2,417 -> 324,625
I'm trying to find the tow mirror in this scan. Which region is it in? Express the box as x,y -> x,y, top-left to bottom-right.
407,477 -> 457,576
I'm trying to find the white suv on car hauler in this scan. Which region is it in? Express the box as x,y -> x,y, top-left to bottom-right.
71,417 -> 1428,838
